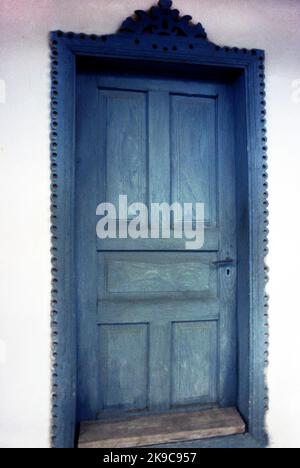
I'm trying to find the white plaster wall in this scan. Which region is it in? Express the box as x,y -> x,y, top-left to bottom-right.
0,0 -> 299,448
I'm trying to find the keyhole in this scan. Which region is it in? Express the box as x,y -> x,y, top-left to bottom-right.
226,268 -> 231,276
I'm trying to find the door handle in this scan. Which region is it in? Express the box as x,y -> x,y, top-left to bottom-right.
212,258 -> 234,267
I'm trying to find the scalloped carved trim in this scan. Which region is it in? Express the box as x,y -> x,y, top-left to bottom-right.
259,56 -> 270,415
50,37 -> 59,448
119,0 -> 207,39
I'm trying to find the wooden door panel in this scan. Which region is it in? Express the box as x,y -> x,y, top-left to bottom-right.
76,70 -> 237,420
96,252 -> 220,413
171,321 -> 218,406
99,90 -> 148,207
96,320 -> 220,414
171,94 -> 217,225
98,252 -> 217,297
99,323 -> 149,412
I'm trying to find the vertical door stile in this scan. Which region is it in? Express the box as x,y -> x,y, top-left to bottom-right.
148,91 -> 171,206
148,90 -> 172,411
217,85 -> 238,407
76,74 -> 101,420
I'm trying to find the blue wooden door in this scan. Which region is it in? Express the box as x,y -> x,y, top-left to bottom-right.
76,69 -> 237,421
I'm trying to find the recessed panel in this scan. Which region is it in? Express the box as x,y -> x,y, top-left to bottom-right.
171,95 -> 217,225
171,321 -> 218,406
98,252 -> 217,298
100,90 -> 148,207
99,323 -> 149,411
105,253 -> 213,295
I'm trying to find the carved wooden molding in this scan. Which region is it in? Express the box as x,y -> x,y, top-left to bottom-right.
120,0 -> 207,39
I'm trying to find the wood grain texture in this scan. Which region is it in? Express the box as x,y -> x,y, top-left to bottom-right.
76,73 -> 100,422
154,433 -> 263,449
171,94 -> 217,225
99,324 -> 149,411
100,89 -> 148,207
104,253 -> 214,295
171,322 -> 218,406
78,407 -> 245,448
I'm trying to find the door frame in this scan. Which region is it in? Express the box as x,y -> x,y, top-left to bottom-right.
49,0 -> 269,449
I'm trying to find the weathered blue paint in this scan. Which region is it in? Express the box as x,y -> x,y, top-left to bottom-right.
76,72 -> 237,422
50,0 -> 268,449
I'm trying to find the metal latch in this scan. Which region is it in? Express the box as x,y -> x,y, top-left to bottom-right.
212,258 -> 234,267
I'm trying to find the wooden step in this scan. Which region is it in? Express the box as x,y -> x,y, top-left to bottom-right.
78,407 -> 245,448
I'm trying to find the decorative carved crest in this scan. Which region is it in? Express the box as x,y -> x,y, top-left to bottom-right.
120,0 -> 207,40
